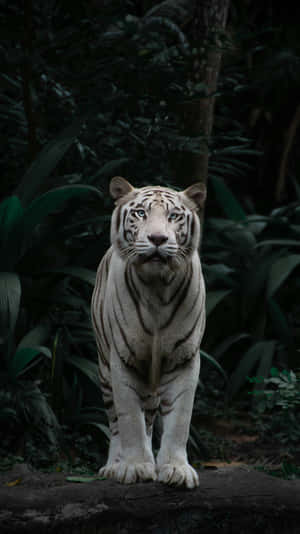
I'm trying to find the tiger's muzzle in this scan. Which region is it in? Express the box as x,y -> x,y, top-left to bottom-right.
141,233 -> 168,263
148,233 -> 168,247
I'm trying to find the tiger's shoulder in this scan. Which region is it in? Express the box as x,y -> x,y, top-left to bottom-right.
93,246 -> 114,298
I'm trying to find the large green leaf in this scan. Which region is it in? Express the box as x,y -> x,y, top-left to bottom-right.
0,198 -> 24,268
66,354 -> 101,388
19,382 -> 59,446
17,321 -> 51,350
217,223 -> 256,258
244,215 -> 269,235
267,254 -> 300,297
292,176 -> 300,201
210,176 -> 247,222
267,298 -> 293,347
46,266 -> 96,286
15,117 -> 87,205
9,346 -> 51,378
251,341 -> 276,408
227,341 -> 269,399
66,409 -> 108,436
256,239 -> 300,248
44,295 -> 88,308
200,350 -> 227,380
7,185 -> 102,267
0,196 -> 23,241
0,272 -> 21,344
240,250 -> 281,322
87,158 -> 129,184
206,289 -> 232,316
50,330 -> 64,413
203,264 -> 235,287
21,185 -> 102,236
213,333 -> 251,360
254,340 -> 276,386
84,422 -> 110,439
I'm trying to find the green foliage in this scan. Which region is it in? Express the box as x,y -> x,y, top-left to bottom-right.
15,117 -> 90,205
200,350 -> 227,382
255,462 -> 300,480
250,367 -> 300,413
1,0 -> 258,200
0,185 -> 101,271
1,1 -> 300,468
0,132 -> 106,464
203,197 -> 300,399
210,176 -> 247,222
248,367 -> 300,447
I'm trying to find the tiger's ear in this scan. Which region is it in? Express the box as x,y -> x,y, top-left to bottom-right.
110,176 -> 135,200
183,182 -> 206,209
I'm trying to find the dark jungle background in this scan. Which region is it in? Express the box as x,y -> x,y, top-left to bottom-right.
1,0 -> 300,476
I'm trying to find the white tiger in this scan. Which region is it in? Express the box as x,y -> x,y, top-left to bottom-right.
91,176 -> 206,488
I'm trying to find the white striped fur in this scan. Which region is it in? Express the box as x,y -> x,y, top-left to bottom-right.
91,177 -> 206,488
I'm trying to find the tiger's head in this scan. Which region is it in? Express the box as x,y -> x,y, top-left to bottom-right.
110,176 -> 206,273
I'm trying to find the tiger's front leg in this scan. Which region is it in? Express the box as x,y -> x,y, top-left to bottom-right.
157,354 -> 200,488
104,349 -> 156,484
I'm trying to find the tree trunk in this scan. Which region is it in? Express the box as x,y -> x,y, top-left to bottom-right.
176,0 -> 230,189
22,0 -> 39,164
1,464 -> 300,533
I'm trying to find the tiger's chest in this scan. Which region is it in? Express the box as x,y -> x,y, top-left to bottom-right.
103,253 -> 205,372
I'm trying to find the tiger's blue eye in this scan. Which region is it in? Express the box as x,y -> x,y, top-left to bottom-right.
169,212 -> 179,221
136,209 -> 146,218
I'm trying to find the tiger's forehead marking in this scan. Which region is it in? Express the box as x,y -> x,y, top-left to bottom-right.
132,186 -> 181,209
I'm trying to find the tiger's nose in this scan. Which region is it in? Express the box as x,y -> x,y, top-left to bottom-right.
148,233 -> 168,246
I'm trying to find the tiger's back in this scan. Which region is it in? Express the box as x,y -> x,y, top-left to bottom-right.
91,177 -> 206,488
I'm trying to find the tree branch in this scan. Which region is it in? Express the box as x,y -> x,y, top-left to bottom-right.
1,466 -> 300,533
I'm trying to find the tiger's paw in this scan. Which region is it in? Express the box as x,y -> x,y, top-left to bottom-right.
157,462 -> 199,489
99,461 -> 156,484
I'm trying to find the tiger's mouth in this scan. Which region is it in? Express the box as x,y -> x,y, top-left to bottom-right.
142,251 -> 167,263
